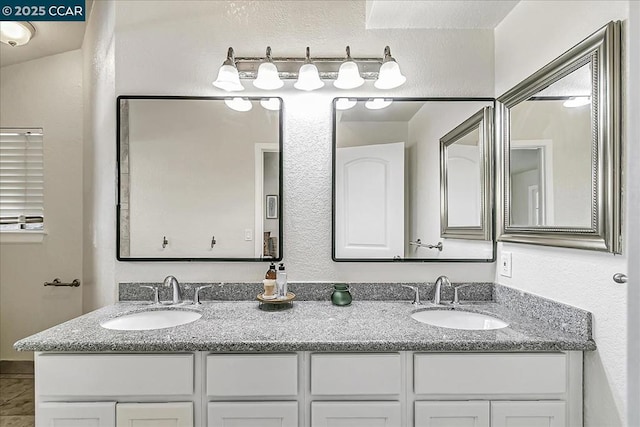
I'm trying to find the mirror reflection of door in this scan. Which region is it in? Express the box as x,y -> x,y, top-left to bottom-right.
446,129 -> 481,227
335,142 -> 405,258
510,141 -> 553,227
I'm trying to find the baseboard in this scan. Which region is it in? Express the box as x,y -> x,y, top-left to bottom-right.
0,360 -> 34,374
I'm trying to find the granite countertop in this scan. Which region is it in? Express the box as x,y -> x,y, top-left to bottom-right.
14,299 -> 596,353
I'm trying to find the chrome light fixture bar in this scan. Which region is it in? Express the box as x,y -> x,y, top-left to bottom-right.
213,45 -> 405,92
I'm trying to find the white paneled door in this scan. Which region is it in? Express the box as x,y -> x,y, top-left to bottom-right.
491,401 -> 566,427
415,401 -> 490,427
37,402 -> 116,427
116,402 -> 192,427
335,142 -> 404,258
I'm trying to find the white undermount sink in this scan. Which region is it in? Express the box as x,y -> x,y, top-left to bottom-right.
411,309 -> 509,330
100,309 -> 202,331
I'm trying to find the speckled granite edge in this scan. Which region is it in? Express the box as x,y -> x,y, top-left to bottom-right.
119,282 -> 494,302
494,284 -> 592,340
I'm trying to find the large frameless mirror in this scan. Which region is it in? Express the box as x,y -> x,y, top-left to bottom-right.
117,96 -> 283,261
497,21 -> 621,253
332,98 -> 495,262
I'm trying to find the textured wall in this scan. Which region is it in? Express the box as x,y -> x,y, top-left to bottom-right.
0,50 -> 84,360
494,1 -> 630,425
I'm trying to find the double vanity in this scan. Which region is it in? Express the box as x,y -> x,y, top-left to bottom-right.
16,281 -> 594,427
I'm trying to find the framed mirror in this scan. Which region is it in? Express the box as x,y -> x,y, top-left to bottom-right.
117,96 -> 283,261
332,98 -> 495,262
497,21 -> 621,253
440,107 -> 493,240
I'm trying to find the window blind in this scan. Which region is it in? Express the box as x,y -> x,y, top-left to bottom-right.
0,128 -> 44,230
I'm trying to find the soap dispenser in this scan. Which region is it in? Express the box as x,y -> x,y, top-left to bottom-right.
262,262 -> 277,299
276,263 -> 287,298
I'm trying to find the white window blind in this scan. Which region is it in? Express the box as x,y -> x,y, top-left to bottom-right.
0,128 -> 44,231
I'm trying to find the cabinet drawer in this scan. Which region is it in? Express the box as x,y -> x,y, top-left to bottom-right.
311,402 -> 401,427
208,402 -> 298,427
36,353 -> 194,396
414,353 -> 567,395
311,353 -> 401,395
207,354 -> 298,397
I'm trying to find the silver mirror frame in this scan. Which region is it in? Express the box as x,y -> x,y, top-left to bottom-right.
497,21 -> 622,253
440,107 -> 493,241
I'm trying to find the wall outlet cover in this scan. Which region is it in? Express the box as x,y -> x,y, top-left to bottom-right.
500,252 -> 512,277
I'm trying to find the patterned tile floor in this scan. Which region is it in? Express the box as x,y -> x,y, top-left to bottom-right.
0,373 -> 34,427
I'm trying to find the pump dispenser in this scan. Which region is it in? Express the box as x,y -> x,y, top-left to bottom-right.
276,263 -> 287,298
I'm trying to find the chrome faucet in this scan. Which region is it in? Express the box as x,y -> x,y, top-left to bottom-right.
163,275 -> 183,304
433,275 -> 451,305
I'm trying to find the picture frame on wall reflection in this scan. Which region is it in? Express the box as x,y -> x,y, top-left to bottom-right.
266,195 -> 278,219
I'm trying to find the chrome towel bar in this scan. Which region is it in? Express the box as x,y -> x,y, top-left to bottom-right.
44,278 -> 80,287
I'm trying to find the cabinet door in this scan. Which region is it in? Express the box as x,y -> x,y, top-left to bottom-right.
116,402 -> 192,427
415,401 -> 490,427
491,401 -> 566,427
311,402 -> 401,427
208,402 -> 297,427
38,402 -> 116,427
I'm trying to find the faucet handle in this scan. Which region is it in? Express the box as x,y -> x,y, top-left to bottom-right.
402,285 -> 422,305
193,284 -> 213,305
141,285 -> 160,304
452,284 -> 474,305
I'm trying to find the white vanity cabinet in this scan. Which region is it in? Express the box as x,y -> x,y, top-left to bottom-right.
38,402 -> 116,427
116,402 -> 193,427
414,401 -> 490,427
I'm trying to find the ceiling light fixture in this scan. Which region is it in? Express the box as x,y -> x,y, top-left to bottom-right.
294,47 -> 324,91
335,98 -> 357,110
563,96 -> 591,108
224,97 -> 253,112
0,21 -> 36,47
334,46 -> 365,90
213,47 -> 245,92
260,98 -> 281,111
374,46 -> 406,90
253,47 -> 284,90
365,98 -> 393,110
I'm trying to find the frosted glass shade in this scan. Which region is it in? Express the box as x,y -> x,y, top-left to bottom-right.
365,99 -> 393,110
374,61 -> 406,89
225,98 -> 253,112
334,61 -> 364,89
213,65 -> 245,92
294,63 -> 324,91
335,98 -> 357,110
0,21 -> 35,47
253,62 -> 284,90
260,98 -> 281,111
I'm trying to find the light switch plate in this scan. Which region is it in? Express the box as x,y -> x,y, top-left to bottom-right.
500,252 -> 512,277
244,229 -> 253,241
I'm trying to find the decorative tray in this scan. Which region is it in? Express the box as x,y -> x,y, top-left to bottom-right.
257,292 -> 296,304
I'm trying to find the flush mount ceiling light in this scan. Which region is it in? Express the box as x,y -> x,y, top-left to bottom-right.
213,47 -> 245,92
253,47 -> 284,90
365,98 -> 393,110
224,97 -> 253,112
213,45 -> 406,92
335,98 -> 357,110
374,46 -> 406,90
294,47 -> 325,91
334,46 -> 365,89
563,96 -> 591,108
0,21 -> 35,47
260,98 -> 281,111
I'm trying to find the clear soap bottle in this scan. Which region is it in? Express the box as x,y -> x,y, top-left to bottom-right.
276,263 -> 287,298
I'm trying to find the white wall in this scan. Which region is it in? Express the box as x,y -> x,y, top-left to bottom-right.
494,2 -> 630,425
78,0 -> 497,298
0,50 -> 84,360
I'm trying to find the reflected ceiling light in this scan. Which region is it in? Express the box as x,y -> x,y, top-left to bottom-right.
374,46 -> 406,90
0,21 -> 35,47
253,47 -> 284,90
563,96 -> 591,108
334,46 -> 364,90
294,47 -> 324,91
260,98 -> 281,111
213,47 -> 245,92
224,97 -> 253,112
335,98 -> 357,110
365,98 -> 393,110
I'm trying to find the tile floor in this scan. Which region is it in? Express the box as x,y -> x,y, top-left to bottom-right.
0,364 -> 34,427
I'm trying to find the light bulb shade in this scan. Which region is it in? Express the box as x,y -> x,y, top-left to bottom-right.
0,21 -> 35,47
260,98 -> 281,111
335,98 -> 357,110
365,99 -> 393,110
294,63 -> 324,91
563,96 -> 591,108
334,61 -> 364,89
253,62 -> 284,90
374,61 -> 406,89
225,98 -> 253,112
213,64 -> 245,92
